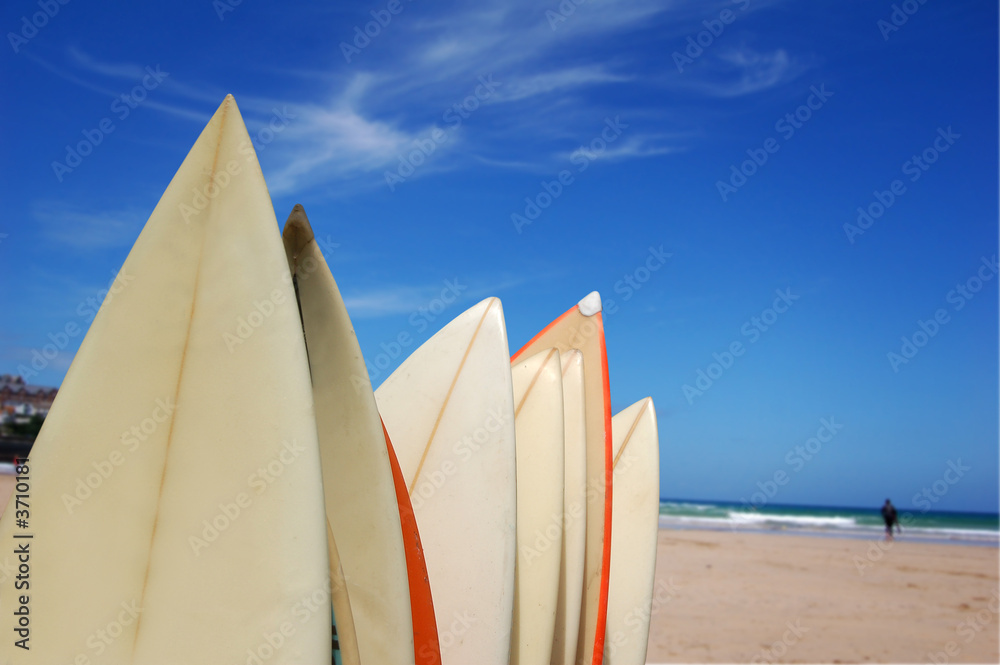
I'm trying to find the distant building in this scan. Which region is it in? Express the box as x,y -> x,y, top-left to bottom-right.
0,374 -> 58,413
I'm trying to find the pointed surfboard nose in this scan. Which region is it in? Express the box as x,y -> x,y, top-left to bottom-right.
282,204 -> 316,269
0,95 -> 331,664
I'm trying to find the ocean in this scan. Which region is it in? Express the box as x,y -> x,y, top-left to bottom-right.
659,499 -> 1000,547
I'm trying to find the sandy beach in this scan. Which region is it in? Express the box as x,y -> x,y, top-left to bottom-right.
1,468 -> 993,663
648,529 -> 999,663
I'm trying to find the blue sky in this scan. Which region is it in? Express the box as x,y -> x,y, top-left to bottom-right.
1,0 -> 996,512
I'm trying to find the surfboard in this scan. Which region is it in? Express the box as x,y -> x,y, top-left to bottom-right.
550,349 -> 588,665
282,205 -> 416,665
329,530 -> 362,665
604,398 -> 659,665
383,421 -> 442,665
511,292 -> 613,665
0,95 -> 330,663
509,349 -> 565,665
375,298 -> 517,665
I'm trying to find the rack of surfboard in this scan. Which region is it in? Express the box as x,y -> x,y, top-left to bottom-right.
0,96 -> 659,665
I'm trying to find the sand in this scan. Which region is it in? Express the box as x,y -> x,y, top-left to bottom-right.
0,469 -> 992,662
647,529 -> 999,663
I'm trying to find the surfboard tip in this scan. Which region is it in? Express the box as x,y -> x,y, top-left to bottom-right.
282,204 -> 316,253
577,291 -> 602,317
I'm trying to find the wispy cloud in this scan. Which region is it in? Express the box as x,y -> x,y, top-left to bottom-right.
495,66 -> 633,103
32,201 -> 145,249
681,48 -> 807,97
27,0 -> 805,196
567,135 -> 683,163
342,284 -> 462,318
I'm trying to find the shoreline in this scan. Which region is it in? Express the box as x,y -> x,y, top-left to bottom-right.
660,520 -> 1000,548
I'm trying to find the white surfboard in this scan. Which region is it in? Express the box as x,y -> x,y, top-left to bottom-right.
550,349 -> 588,665
282,205 -> 414,665
375,298 -> 517,665
510,349 -> 565,665
604,398 -> 659,665
512,292 -> 613,665
0,96 -> 330,663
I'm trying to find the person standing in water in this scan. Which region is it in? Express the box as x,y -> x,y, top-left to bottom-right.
881,499 -> 900,540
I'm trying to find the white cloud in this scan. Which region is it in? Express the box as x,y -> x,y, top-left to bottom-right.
32,202 -> 145,249
567,135 -> 682,163
678,48 -> 807,98
29,0 -> 805,196
496,66 -> 632,103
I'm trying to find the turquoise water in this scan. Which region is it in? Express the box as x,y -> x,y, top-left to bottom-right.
659,499 -> 999,546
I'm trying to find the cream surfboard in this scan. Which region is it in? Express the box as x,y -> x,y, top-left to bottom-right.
375,298 -> 517,665
604,398 -> 659,665
550,349 -> 588,665
512,292 -> 613,665
510,349 -> 565,665
282,205 -> 415,665
330,531 -> 363,665
0,96 -> 330,663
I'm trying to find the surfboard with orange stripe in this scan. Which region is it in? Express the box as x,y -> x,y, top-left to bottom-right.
376,297 -> 517,665
511,292 -> 613,665
383,421 -> 442,665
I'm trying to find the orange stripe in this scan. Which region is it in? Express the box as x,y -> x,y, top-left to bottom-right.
511,302 -> 574,362
383,420 -> 441,665
591,310 -> 613,665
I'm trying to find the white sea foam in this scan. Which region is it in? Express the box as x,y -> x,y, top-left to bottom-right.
658,509 -> 999,545
725,512 -> 857,528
